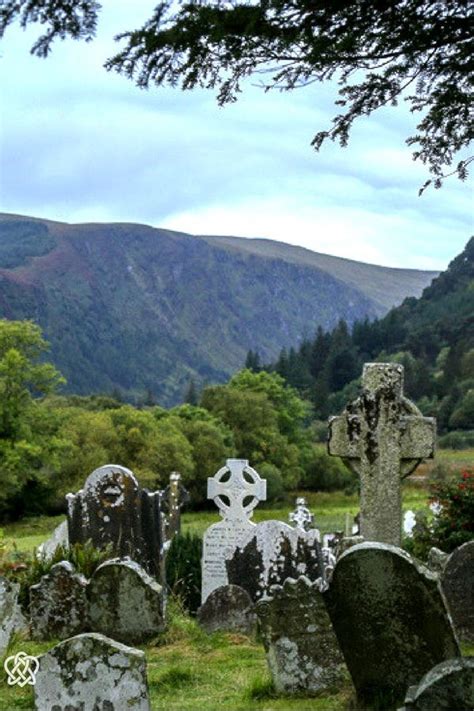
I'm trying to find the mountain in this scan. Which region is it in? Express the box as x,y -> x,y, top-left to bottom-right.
0,213 -> 438,405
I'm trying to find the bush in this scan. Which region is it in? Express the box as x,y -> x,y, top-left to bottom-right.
166,532 -> 202,615
438,430 -> 474,450
300,445 -> 354,492
258,463 -> 286,504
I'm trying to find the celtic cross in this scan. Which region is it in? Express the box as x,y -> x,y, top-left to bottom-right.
207,459 -> 266,522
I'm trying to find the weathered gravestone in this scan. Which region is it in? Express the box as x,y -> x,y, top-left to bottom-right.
256,576 -> 348,694
30,561 -> 88,641
440,540 -> 474,642
289,497 -> 314,531
226,519 -> 325,602
162,471 -> 189,541
88,559 -> 165,644
328,363 -> 435,546
398,657 -> 474,711
67,464 -> 165,581
36,520 -> 68,561
324,542 -> 460,707
0,577 -> 26,656
202,459 -> 266,604
197,584 -> 255,634
34,632 -> 150,711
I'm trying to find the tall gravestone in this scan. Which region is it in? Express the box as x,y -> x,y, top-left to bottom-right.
201,459 -> 266,604
226,519 -> 325,602
325,542 -> 460,707
440,540 -> 474,642
256,576 -> 348,694
162,471 -> 189,541
34,633 -> 150,711
328,363 -> 435,546
67,464 -> 165,581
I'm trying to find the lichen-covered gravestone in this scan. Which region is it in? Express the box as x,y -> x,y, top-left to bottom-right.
34,632 -> 150,711
256,576 -> 348,694
67,464 -> 165,581
162,471 -> 189,541
197,584 -> 256,634
440,540 -> 474,642
30,561 -> 88,641
88,559 -> 165,644
398,657 -> 474,711
0,577 -> 26,656
325,542 -> 460,707
328,363 -> 435,546
226,519 -> 325,602
202,459 -> 266,604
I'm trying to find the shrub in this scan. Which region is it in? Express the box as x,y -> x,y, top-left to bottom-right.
165,532 -> 202,615
300,445 -> 354,492
438,430 -> 474,450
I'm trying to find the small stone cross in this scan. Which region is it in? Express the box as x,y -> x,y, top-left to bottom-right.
208,459 -> 266,522
328,363 -> 435,546
289,497 -> 314,531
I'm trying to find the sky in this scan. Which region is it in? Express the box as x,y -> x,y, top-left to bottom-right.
0,1 -> 472,270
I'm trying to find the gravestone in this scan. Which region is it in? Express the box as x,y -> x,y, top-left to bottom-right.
440,540 -> 474,642
289,497 -> 314,531
162,471 -> 189,540
34,632 -> 150,711
30,561 -> 88,641
201,459 -> 266,604
88,559 -> 165,644
0,577 -> 26,656
67,464 -> 165,581
226,519 -> 325,602
256,576 -> 348,694
328,363 -> 435,546
398,657 -> 474,711
36,520 -> 68,561
197,584 -> 255,634
325,542 -> 460,707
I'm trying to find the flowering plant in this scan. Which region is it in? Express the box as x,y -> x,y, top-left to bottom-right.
429,467 -> 474,552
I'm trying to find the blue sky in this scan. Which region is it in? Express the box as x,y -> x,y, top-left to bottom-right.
0,1 -> 472,270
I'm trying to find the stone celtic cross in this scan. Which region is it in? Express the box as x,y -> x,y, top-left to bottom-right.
289,497 -> 314,531
328,363 -> 435,546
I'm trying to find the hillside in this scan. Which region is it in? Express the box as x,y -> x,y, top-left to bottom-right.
0,213 -> 437,405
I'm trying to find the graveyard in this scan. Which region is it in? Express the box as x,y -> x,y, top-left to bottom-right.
0,364 -> 473,710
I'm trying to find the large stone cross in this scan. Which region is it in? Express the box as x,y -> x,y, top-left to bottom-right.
328,363 -> 435,546
208,459 -> 266,523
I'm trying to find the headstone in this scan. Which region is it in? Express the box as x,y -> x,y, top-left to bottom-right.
36,520 -> 69,561
67,464 -> 165,581
197,584 -> 255,634
324,542 -> 460,707
328,363 -> 435,546
427,546 -> 449,574
403,510 -> 416,537
226,519 -> 325,602
256,576 -> 348,694
288,497 -> 314,531
30,561 -> 88,641
398,657 -> 474,711
162,471 -> 189,541
88,558 -> 165,644
0,577 -> 26,656
201,459 -> 266,604
34,632 -> 150,711
440,540 -> 474,642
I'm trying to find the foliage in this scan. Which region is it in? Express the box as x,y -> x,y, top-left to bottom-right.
299,445 -> 355,493
165,532 -> 202,615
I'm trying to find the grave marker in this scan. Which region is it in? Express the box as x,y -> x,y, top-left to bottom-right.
30,562 -> 88,641
440,540 -> 474,642
162,471 -> 189,540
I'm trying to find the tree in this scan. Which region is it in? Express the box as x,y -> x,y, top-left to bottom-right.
2,1 -> 471,189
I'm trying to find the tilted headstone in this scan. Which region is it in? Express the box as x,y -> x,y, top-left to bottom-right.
197,584 -> 256,635
201,459 -> 266,604
226,519 -> 325,602
256,576 -> 348,694
34,632 -> 150,711
324,542 -> 460,707
30,561 -> 88,641
440,540 -> 474,642
162,471 -> 189,541
289,497 -> 314,531
67,464 -> 165,581
36,520 -> 68,561
328,363 -> 435,546
88,558 -> 165,644
0,577 -> 26,656
398,657 -> 474,711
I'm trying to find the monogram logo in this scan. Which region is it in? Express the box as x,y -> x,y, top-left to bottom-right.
4,651 -> 39,687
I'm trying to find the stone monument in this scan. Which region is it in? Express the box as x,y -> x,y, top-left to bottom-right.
30,562 -> 88,641
440,540 -> 474,642
328,363 -> 435,546
162,471 -> 189,540
288,497 -> 314,531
